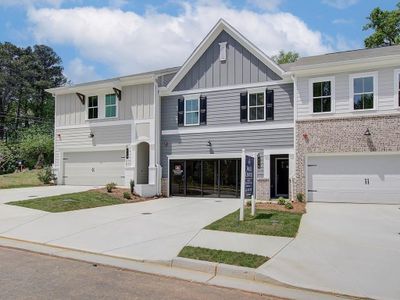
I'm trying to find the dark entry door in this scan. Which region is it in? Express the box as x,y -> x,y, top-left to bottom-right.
170,161 -> 185,196
276,158 -> 289,196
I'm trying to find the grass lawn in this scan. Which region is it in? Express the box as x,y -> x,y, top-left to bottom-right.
178,246 -> 268,268
7,191 -> 125,212
0,170 -> 44,189
205,208 -> 303,238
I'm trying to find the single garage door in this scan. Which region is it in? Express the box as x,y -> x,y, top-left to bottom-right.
63,150 -> 125,186
307,154 -> 400,204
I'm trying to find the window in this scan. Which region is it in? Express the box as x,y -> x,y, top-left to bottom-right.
312,81 -> 332,113
105,93 -> 117,118
352,75 -> 375,110
184,98 -> 199,126
248,91 -> 265,121
396,70 -> 400,107
88,96 -> 98,119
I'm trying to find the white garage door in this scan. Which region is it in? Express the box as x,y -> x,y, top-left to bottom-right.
307,154 -> 400,204
63,151 -> 125,186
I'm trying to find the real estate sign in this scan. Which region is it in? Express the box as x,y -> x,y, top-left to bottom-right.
245,155 -> 254,198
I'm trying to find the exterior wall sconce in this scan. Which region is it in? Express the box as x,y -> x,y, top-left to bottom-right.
364,128 -> 371,136
57,133 -> 61,140
89,132 -> 94,138
207,140 -> 212,147
303,133 -> 309,140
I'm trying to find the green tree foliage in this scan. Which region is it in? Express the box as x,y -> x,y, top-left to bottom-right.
272,50 -> 300,64
363,2 -> 400,48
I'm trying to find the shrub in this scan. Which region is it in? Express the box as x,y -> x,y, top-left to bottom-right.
296,192 -> 304,202
130,179 -> 135,194
123,192 -> 131,199
37,166 -> 56,184
106,182 -> 117,193
285,202 -> 293,209
277,197 -> 286,205
0,142 -> 20,174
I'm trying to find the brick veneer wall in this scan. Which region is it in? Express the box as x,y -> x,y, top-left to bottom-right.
256,179 -> 269,201
296,114 -> 400,198
161,178 -> 168,196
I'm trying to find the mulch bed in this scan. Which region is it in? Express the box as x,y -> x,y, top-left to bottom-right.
93,187 -> 163,203
254,201 -> 306,214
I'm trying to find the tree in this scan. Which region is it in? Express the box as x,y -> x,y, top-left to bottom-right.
363,2 -> 400,48
272,50 -> 300,64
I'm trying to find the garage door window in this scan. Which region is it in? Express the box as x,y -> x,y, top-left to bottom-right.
88,96 -> 98,119
105,94 -> 117,118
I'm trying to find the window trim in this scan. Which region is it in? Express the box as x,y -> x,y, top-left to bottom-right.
184,94 -> 200,126
104,93 -> 118,119
309,76 -> 335,114
86,95 -> 99,120
349,71 -> 378,112
394,69 -> 400,108
247,88 -> 266,122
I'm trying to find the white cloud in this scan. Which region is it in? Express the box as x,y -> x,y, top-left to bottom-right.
27,1 -> 335,80
322,0 -> 358,9
65,58 -> 100,84
247,0 -> 282,11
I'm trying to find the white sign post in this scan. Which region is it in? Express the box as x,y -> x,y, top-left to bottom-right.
239,149 -> 245,221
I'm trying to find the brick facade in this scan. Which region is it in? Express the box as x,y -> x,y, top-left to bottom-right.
256,179 -> 270,201
161,178 -> 168,196
295,114 -> 400,198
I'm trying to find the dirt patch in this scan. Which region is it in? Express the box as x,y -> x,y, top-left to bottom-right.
254,201 -> 306,214
93,187 -> 163,203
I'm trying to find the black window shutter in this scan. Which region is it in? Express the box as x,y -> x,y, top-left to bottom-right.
177,97 -> 184,127
240,92 -> 248,122
200,95 -> 207,125
266,89 -> 274,121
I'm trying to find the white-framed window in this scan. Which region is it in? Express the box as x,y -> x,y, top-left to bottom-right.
349,72 -> 377,111
184,96 -> 200,126
309,77 -> 334,113
395,69 -> 400,107
87,95 -> 98,119
105,93 -> 117,118
248,89 -> 265,122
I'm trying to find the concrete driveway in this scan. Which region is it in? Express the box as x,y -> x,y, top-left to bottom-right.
258,203 -> 400,300
0,189 -> 239,261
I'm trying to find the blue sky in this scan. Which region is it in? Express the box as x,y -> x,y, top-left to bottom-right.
0,0 -> 397,83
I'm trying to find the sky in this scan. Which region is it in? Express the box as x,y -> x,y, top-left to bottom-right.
0,0 -> 397,84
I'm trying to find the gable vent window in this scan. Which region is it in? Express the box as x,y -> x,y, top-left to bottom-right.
219,42 -> 227,62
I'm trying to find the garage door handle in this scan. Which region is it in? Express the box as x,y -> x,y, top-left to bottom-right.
308,189 -> 317,192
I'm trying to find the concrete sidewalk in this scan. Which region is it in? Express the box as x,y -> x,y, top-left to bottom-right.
188,229 -> 293,258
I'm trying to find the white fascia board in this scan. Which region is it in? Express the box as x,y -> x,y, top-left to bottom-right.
288,54 -> 400,77
165,19 -> 285,93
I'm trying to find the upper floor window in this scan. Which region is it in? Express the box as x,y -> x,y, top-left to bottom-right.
88,96 -> 98,119
312,81 -> 332,113
184,97 -> 199,126
395,70 -> 400,107
351,74 -> 375,110
248,91 -> 265,122
105,93 -> 117,118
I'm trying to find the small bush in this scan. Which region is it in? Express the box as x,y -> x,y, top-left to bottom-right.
285,202 -> 293,209
277,197 -> 286,205
130,179 -> 135,194
123,192 -> 131,199
37,167 -> 56,184
296,192 -> 304,202
106,182 -> 117,193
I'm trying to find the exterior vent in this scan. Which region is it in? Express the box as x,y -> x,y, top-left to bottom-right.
219,42 -> 227,62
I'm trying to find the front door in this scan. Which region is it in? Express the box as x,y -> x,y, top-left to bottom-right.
170,161 -> 185,196
276,158 -> 289,197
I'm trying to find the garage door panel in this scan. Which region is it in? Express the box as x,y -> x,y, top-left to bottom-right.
308,154 -> 400,204
64,150 -> 125,186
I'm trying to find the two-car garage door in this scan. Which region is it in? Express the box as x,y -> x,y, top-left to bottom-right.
307,154 -> 400,204
63,151 -> 125,186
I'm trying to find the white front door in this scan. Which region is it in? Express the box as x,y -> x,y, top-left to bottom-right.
63,150 -> 125,186
307,154 -> 400,204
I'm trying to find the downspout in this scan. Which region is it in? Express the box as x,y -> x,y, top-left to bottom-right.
291,73 -> 297,202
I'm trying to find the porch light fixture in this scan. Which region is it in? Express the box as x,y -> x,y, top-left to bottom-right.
364,128 -> 371,136
207,140 -> 212,147
89,132 -> 94,138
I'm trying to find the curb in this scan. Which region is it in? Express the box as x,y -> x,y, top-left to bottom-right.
0,236 -> 368,300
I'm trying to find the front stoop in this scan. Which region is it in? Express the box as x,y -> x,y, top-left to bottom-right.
0,237 -> 359,300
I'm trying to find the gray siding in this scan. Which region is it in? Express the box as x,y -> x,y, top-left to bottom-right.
161,128 -> 294,178
55,83 -> 154,127
162,83 -> 293,130
174,30 -> 281,91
